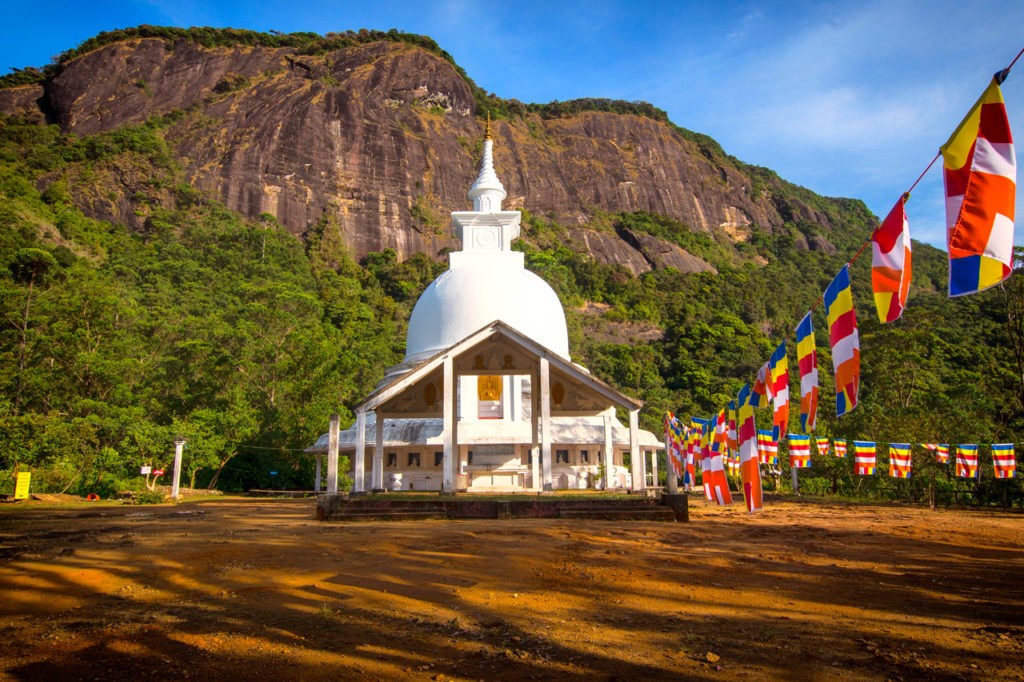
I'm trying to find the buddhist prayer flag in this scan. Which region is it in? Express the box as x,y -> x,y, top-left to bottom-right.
888,443 -> 912,478
991,443 -> 1016,478
816,437 -> 831,458
751,362 -> 773,408
871,195 -> 913,322
936,444 -> 950,464
853,441 -> 876,475
702,452 -> 733,506
728,452 -> 741,475
794,313 -> 820,432
681,423 -> 698,489
834,439 -> 847,458
663,413 -> 686,479
956,444 -> 979,478
727,400 -> 738,454
714,408 -> 729,448
737,384 -> 763,512
824,265 -> 861,416
757,430 -> 778,465
788,434 -> 812,468
691,417 -> 711,460
941,76 -> 1016,297
769,341 -> 790,440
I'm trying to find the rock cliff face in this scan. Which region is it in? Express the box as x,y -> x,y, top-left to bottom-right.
1,36 -> 837,268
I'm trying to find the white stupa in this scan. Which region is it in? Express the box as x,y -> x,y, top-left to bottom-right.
308,121 -> 661,494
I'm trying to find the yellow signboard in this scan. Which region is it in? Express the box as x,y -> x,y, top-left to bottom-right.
13,472 -> 31,500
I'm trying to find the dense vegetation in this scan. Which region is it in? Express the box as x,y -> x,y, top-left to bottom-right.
1,27 -> 1022,506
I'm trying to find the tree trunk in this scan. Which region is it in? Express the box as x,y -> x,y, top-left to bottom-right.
207,451 -> 238,490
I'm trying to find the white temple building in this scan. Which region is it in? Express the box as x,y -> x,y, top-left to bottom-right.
307,125 -> 662,493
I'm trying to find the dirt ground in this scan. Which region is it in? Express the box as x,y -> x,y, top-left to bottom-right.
0,495 -> 1022,681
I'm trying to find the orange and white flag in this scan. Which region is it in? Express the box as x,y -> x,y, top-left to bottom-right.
871,195 -> 912,322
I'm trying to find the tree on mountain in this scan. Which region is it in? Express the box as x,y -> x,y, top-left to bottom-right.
7,248 -> 59,411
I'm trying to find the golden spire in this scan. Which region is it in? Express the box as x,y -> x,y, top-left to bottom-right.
484,112 -> 492,141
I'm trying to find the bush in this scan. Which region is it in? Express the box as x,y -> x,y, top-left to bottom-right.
135,489 -> 168,504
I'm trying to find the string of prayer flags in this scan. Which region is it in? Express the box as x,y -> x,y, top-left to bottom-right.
888,443 -> 912,478
737,384 -> 763,512
834,439 -> 847,458
816,437 -> 831,458
769,341 -> 790,440
824,265 -> 861,416
956,444 -> 980,478
757,430 -> 778,465
871,195 -> 913,322
991,443 -> 1016,478
853,441 -> 877,475
941,74 -> 1016,297
795,313 -> 819,432
936,444 -> 950,464
789,434 -> 812,468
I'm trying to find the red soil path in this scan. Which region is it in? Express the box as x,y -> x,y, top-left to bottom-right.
0,497 -> 1021,680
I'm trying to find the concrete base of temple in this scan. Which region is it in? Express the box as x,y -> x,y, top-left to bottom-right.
315,492 -> 689,522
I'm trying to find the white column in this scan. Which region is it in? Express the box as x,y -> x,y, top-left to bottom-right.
531,446 -> 540,491
539,356 -> 552,491
665,434 -> 678,495
315,454 -> 322,492
442,355 -> 455,493
171,438 -> 185,500
603,413 -> 614,490
629,409 -> 643,492
372,409 -> 384,491
650,449 -> 659,488
354,409 -> 366,493
327,413 -> 340,495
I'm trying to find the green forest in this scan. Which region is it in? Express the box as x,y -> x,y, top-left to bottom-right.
1,35 -> 1023,506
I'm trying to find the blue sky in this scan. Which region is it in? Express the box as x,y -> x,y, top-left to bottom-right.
3,0 -> 1022,249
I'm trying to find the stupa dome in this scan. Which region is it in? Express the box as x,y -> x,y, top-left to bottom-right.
404,256 -> 570,363
403,125 -> 570,364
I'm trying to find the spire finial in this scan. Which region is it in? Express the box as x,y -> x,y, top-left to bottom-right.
468,113 -> 505,212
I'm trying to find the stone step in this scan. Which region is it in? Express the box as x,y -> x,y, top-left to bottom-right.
558,508 -> 677,521
330,510 -> 449,521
